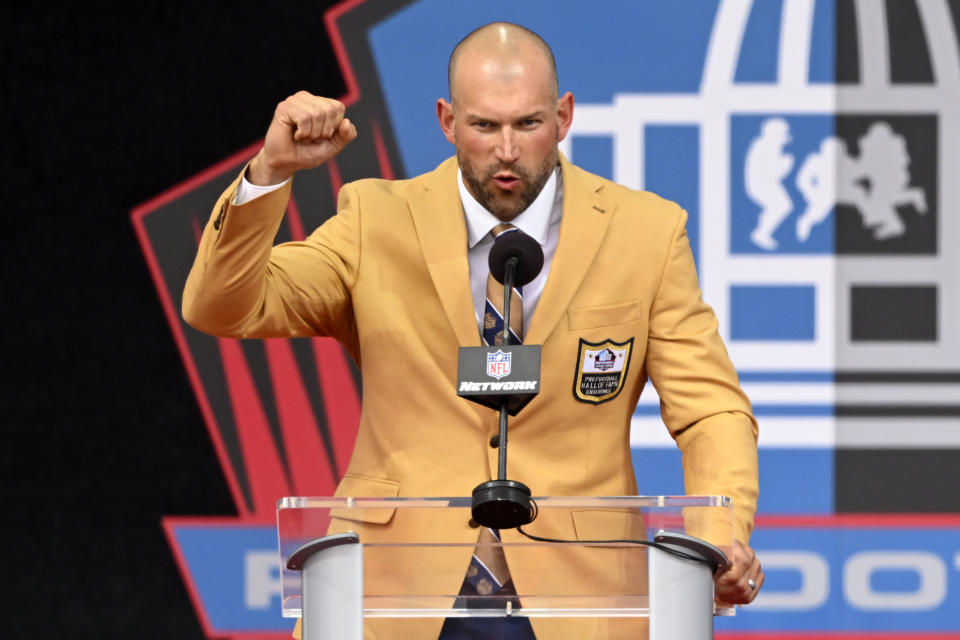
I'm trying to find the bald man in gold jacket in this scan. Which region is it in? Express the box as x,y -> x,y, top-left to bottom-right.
184,22 -> 762,640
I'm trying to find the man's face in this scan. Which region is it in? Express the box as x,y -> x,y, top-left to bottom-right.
438,51 -> 573,221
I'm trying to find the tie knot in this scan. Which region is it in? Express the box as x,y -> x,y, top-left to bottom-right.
490,223 -> 516,239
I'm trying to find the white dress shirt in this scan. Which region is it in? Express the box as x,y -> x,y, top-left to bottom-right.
457,167 -> 562,337
236,166 -> 564,338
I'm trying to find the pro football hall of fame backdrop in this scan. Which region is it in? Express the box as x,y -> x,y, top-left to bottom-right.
132,1 -> 960,637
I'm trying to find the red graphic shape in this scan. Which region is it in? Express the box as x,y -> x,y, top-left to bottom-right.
264,338 -> 338,496
219,337 -> 292,517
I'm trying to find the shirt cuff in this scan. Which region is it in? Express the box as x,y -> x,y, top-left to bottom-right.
234,175 -> 290,205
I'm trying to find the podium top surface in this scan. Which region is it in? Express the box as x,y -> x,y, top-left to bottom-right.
278,495 -> 732,509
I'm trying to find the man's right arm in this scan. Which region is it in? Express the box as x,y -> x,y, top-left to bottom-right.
181,92 -> 359,339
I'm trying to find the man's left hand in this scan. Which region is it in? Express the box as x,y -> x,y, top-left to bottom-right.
715,540 -> 763,605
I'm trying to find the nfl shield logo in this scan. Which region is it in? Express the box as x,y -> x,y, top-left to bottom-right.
487,349 -> 511,380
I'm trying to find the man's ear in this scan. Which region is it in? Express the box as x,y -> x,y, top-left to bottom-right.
556,91 -> 575,142
437,98 -> 456,145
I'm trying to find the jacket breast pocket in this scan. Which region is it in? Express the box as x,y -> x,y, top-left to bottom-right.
330,473 -> 401,524
567,299 -> 642,330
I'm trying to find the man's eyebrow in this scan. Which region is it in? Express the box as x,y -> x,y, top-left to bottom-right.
465,111 -> 547,122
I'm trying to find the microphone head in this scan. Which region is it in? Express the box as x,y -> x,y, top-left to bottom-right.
488,229 -> 544,287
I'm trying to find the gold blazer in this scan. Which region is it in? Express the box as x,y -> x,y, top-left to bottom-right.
184,154 -> 759,639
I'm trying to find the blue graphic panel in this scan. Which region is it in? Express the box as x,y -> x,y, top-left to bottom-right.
635,402 -> 832,417
873,569 -> 921,592
758,448 -> 833,514
570,135 -> 613,181
173,525 -> 290,632
368,0 -> 720,177
730,115 -> 836,254
754,404 -> 833,416
632,448 -> 833,514
734,0 -> 783,83
730,285 -> 816,341
631,448 -> 684,497
716,527 -> 960,631
644,125 -> 700,271
809,0 -> 837,83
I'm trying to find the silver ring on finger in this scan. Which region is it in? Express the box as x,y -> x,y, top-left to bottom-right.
747,578 -> 757,590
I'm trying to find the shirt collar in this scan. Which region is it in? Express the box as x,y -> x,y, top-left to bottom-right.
458,166 -> 559,249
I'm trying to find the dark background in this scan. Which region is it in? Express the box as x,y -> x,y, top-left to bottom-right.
3,2 -> 341,636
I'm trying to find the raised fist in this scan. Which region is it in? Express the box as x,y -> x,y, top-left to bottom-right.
248,91 -> 358,185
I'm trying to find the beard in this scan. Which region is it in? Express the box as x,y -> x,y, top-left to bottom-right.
458,148 -> 557,221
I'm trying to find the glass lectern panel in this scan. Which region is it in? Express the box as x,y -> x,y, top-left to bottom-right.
277,495 -> 734,619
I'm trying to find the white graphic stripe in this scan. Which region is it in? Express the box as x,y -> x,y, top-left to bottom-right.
916,0 -> 960,87
630,416 -> 836,448
632,414 -> 960,449
636,381 -> 960,406
836,418 -> 960,448
703,0 -> 754,91
856,0 -> 890,87
779,0 -> 815,88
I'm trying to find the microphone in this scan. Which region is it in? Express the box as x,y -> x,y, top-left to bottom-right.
457,228 -> 544,529
487,229 -> 544,288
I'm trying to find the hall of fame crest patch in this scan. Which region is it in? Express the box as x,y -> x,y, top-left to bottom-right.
573,338 -> 634,404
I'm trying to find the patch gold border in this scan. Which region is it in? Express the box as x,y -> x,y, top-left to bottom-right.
573,337 -> 634,404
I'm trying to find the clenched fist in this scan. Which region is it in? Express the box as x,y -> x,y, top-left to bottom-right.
247,91 -> 358,185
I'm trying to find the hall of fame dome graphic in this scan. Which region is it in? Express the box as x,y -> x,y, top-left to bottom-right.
558,0 -> 957,377
134,0 -> 960,637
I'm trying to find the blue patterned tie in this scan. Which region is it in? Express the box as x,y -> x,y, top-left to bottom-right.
475,224 -> 519,594
436,223 -> 537,638
483,224 -> 523,346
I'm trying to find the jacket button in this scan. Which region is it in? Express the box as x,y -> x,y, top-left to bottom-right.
489,435 -> 500,448
468,518 -> 480,528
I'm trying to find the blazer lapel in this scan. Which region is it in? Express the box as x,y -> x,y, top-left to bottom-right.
525,155 -> 614,344
407,158 -> 482,347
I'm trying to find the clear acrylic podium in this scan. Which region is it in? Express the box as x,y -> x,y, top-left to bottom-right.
277,495 -> 734,640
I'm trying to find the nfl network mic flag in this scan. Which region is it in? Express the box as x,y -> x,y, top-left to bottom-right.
133,1 -> 960,637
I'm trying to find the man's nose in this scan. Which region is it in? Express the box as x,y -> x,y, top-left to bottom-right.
495,128 -> 519,163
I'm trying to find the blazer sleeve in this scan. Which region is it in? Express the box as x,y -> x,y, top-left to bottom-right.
644,208 -> 760,545
182,170 -> 361,348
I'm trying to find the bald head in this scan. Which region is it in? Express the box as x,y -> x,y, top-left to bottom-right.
448,22 -> 558,104
436,22 -> 573,221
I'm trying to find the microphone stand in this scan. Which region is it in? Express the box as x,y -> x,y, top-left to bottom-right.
470,255 -> 534,529
496,256 -> 518,480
